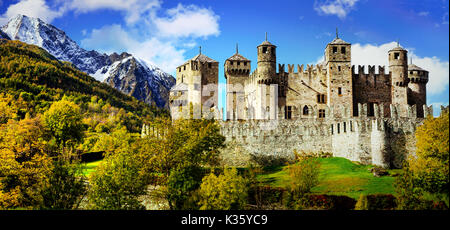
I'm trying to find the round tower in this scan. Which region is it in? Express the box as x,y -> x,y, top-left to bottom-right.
388,45 -> 409,107
257,33 -> 277,83
407,61 -> 428,117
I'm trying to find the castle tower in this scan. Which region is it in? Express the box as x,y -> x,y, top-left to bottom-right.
388,43 -> 409,116
170,47 -> 219,119
407,59 -> 428,117
325,31 -> 352,117
225,44 -> 251,120
257,33 -> 277,83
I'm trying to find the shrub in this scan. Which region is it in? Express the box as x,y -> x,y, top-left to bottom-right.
197,168 -> 248,210
355,194 -> 397,210
288,150 -> 321,195
167,165 -> 205,210
247,185 -> 287,209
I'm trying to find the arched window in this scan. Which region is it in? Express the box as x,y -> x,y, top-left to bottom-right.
303,105 -> 309,115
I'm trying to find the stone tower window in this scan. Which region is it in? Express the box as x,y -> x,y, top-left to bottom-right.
237,61 -> 240,66
394,52 -> 400,60
262,47 -> 268,53
317,94 -> 326,104
333,46 -> 337,53
368,102 -> 375,116
331,125 -> 334,135
341,47 -> 346,54
183,65 -> 186,70
230,61 -> 233,65
244,62 -> 247,66
285,106 -> 292,119
337,123 -> 340,134
303,105 -> 309,115
319,109 -> 325,118
208,63 -> 212,68
338,87 -> 342,95
338,66 -> 341,71
343,122 -> 346,132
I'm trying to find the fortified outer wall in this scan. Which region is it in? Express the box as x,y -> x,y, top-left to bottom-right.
219,103 -> 433,168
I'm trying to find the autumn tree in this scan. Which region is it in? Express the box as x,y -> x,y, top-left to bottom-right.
197,168 -> 248,210
88,150 -> 148,210
43,99 -> 84,151
0,117 -> 52,209
138,118 -> 225,177
40,160 -> 87,210
396,109 -> 449,209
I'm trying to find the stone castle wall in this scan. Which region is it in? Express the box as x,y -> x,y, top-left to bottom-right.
219,103 -> 433,168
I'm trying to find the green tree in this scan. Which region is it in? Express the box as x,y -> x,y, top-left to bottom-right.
139,118 -> 225,178
88,151 -> 147,210
40,160 -> 87,210
43,99 -> 84,150
167,165 -> 204,210
197,168 -> 247,210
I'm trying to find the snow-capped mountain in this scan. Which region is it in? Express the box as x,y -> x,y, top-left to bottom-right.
1,14 -> 175,108
94,53 -> 175,108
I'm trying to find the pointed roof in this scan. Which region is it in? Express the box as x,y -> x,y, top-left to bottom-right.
226,53 -> 250,61
190,53 -> 218,63
408,64 -> 427,72
329,37 -> 350,45
389,41 -> 406,52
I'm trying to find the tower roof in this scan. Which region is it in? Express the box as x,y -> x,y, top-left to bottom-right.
226,53 -> 250,61
329,37 -> 350,45
389,41 -> 407,52
186,53 -> 218,64
408,64 -> 427,72
257,32 -> 276,47
389,46 -> 406,52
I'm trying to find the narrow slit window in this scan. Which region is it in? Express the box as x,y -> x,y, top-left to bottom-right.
338,87 -> 342,95
341,47 -> 346,54
333,46 -> 337,53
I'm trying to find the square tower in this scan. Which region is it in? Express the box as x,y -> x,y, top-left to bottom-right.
170,49 -> 219,119
325,35 -> 352,117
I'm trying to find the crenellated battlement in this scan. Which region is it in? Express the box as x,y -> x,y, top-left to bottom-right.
352,65 -> 389,75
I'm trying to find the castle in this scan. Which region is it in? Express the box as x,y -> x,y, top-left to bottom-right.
165,33 -> 434,168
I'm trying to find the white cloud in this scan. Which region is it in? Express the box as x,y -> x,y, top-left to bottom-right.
81,24 -> 185,74
68,0 -> 160,25
314,0 -> 359,19
153,4 -> 220,38
0,0 -> 65,24
350,42 -> 449,95
79,3 -> 220,73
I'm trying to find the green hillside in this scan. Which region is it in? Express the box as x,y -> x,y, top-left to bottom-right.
0,39 -> 168,132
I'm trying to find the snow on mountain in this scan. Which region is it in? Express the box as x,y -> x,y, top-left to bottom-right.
1,14 -> 175,108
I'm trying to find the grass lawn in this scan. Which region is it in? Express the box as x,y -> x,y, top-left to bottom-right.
258,157 -> 403,199
80,160 -> 103,177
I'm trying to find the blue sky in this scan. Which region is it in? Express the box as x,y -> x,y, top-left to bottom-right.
1,0 -> 448,115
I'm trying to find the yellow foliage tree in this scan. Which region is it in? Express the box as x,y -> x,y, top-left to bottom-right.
0,117 -> 52,209
197,168 -> 247,210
